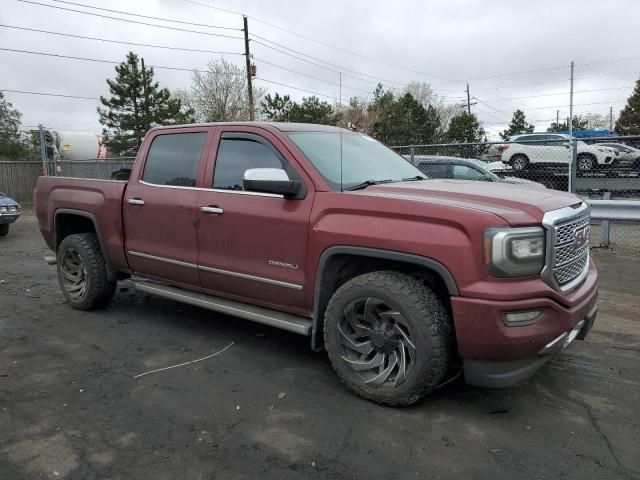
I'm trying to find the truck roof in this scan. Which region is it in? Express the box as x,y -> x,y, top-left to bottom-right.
149,122 -> 352,134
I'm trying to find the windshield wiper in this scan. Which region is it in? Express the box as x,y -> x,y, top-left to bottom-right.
344,179 -> 394,191
401,175 -> 427,181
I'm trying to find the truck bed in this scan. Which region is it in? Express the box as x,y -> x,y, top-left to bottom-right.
35,176 -> 130,272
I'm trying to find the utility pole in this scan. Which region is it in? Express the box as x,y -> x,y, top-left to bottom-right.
243,16 -> 255,121
556,110 -> 559,127
466,83 -> 471,114
568,61 -> 576,193
609,106 -> 613,131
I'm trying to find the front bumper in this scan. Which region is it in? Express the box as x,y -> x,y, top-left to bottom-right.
463,305 -> 597,388
0,212 -> 20,224
451,262 -> 598,388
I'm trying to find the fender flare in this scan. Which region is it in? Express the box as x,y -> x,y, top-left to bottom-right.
53,208 -> 119,280
311,246 -> 459,351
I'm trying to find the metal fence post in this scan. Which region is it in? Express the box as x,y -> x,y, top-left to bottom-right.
410,146 -> 415,165
569,137 -> 577,193
38,124 -> 48,176
600,191 -> 612,247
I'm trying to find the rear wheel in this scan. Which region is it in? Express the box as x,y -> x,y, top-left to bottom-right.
511,155 -> 529,171
0,224 -> 9,236
57,233 -> 116,310
577,154 -> 595,171
324,271 -> 451,406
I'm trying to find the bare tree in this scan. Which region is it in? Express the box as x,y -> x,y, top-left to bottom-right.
337,97 -> 381,135
404,81 -> 464,137
179,58 -> 265,122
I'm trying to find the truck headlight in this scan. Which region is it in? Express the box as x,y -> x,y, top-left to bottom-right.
484,227 -> 545,277
0,206 -> 7,214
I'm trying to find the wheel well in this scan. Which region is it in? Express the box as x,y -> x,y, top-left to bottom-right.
511,153 -> 529,162
312,253 -> 454,351
577,152 -> 596,160
55,213 -> 96,250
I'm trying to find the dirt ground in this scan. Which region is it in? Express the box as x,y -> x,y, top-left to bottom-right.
1,214 -> 639,480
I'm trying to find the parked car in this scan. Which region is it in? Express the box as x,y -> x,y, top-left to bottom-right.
409,155 -> 546,188
502,133 -> 617,171
35,122 -> 598,406
0,193 -> 21,237
594,142 -> 640,169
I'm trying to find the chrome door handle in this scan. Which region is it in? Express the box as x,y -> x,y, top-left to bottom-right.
127,198 -> 145,206
201,206 -> 224,214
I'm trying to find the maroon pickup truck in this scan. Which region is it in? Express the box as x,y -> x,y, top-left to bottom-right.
35,122 -> 598,406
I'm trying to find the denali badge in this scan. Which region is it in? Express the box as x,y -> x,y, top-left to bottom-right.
268,260 -> 299,270
574,225 -> 590,250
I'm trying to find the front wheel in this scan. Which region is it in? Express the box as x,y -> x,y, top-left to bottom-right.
0,224 -> 9,236
57,233 -> 116,310
324,271 -> 451,406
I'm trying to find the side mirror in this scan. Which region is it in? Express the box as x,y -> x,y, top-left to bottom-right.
243,168 -> 302,198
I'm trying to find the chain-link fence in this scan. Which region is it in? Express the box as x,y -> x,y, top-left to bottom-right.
392,134 -> 640,252
0,158 -> 135,205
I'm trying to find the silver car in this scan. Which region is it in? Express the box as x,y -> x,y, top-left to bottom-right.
595,143 -> 640,168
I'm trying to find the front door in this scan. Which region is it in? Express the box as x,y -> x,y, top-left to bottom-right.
124,128 -> 212,288
196,128 -> 314,313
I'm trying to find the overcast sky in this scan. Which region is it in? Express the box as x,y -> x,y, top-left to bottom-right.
2,0 -> 639,140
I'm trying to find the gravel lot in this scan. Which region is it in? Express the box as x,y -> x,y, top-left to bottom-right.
1,214 -> 639,480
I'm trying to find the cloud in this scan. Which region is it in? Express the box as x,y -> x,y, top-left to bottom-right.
1,0 -> 638,139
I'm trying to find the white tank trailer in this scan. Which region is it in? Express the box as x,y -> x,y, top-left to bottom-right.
55,131 -> 108,160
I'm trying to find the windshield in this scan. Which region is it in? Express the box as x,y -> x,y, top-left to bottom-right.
287,131 -> 424,190
470,160 -> 500,180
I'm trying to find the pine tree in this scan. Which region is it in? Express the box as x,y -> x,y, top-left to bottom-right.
500,109 -> 534,140
445,112 -> 485,143
98,52 -> 194,156
615,78 -> 640,135
0,91 -> 37,160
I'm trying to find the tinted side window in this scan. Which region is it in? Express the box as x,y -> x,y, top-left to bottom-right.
418,163 -> 450,178
517,135 -> 546,145
452,164 -> 486,181
143,133 -> 206,187
213,138 -> 286,190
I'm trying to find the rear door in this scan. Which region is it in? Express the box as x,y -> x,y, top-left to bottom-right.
544,134 -> 570,165
123,127 -> 212,288
196,127 -> 315,313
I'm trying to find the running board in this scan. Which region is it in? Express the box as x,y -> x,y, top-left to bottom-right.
134,282 -> 312,336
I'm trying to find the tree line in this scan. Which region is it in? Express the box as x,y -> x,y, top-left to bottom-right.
2,51 -> 640,159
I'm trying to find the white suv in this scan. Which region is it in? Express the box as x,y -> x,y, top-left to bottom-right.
501,133 -> 617,171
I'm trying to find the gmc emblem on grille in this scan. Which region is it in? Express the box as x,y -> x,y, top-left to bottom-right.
574,225 -> 590,250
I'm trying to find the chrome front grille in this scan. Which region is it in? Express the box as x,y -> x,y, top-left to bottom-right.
542,203 -> 591,291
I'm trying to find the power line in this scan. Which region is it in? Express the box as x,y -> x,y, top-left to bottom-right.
15,0 -> 244,40
0,47 -> 247,75
179,0 -> 462,85
252,38 -> 408,89
0,24 -> 243,56
254,57 -> 372,94
1,89 -> 98,100
253,77 -> 334,99
47,0 -> 239,31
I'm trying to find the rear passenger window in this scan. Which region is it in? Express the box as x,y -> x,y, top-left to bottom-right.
213,138 -> 287,190
418,163 -> 449,178
143,133 -> 207,187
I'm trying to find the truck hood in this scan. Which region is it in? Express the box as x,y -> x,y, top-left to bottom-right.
355,179 -> 581,225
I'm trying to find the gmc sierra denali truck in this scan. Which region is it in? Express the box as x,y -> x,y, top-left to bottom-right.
35,122 -> 598,406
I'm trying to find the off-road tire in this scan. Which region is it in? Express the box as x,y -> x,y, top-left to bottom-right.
57,233 -> 116,310
510,154 -> 529,171
324,271 -> 451,406
0,224 -> 9,236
